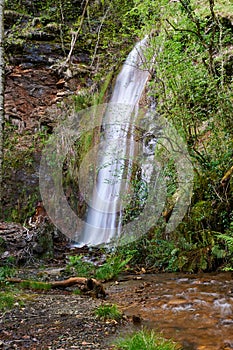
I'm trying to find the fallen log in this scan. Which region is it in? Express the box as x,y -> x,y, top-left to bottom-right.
7,277 -> 106,298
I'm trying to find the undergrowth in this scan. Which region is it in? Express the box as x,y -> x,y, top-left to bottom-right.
116,329 -> 182,350
94,304 -> 122,321
66,253 -> 132,281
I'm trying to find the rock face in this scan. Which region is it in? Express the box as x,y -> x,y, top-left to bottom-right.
2,3 -> 233,228
5,66 -> 58,131
3,65 -> 61,221
2,7 -> 90,222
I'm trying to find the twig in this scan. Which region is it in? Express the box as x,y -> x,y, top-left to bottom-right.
64,0 -> 90,65
91,6 -> 110,68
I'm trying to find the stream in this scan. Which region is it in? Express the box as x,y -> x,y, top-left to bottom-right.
108,272 -> 233,350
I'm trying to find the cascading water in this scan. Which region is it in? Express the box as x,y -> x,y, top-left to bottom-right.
77,37 -> 150,247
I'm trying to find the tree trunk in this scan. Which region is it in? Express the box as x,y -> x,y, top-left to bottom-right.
0,0 -> 4,204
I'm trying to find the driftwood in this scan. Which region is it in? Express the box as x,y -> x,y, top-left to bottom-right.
7,277 -> 106,298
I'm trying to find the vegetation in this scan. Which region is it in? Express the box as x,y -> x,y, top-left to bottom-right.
95,254 -> 132,281
115,0 -> 233,272
0,266 -> 26,312
2,0 -> 233,272
0,291 -> 16,311
94,303 -> 122,321
65,255 -> 95,277
18,280 -> 52,290
116,329 -> 182,350
0,265 -> 16,282
65,253 -> 131,280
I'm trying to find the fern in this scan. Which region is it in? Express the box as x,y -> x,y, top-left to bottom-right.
211,244 -> 226,259
217,234 -> 233,253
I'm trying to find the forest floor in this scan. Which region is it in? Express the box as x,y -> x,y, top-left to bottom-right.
2,225 -> 233,350
0,236 -> 137,350
0,287 -> 126,350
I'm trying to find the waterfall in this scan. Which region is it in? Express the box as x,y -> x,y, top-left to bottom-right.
77,37 -> 150,247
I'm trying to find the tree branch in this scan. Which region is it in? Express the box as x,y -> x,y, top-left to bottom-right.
65,0 -> 90,65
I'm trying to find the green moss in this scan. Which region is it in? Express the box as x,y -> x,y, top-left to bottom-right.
19,281 -> 52,290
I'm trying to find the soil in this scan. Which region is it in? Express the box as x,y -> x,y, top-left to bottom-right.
0,290 -> 123,350
0,227 -> 134,350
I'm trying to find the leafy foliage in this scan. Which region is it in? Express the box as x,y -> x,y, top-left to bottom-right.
65,255 -> 95,277
0,292 -> 15,311
65,253 -> 131,280
95,253 -> 132,280
0,266 -> 16,282
121,0 -> 233,272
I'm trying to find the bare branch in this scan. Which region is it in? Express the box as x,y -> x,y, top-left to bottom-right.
91,6 -> 110,68
65,0 -> 90,65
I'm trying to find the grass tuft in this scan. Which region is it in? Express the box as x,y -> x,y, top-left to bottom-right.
116,329 -> 182,350
94,304 -> 122,321
95,254 -> 132,281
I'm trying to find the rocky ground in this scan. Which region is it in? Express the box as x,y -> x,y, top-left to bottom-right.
0,221 -> 136,350
0,291 -> 123,350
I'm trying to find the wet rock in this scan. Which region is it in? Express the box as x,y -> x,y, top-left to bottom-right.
0,221 -> 59,264
22,30 -> 56,41
132,314 -> 142,324
4,10 -> 31,28
167,298 -> 188,305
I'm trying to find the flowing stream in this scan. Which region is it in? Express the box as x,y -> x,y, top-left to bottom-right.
109,272 -> 233,350
78,37 -> 150,246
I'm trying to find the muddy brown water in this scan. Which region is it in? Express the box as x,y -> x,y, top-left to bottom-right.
108,272 -> 233,350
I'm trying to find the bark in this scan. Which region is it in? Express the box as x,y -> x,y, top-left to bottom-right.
0,0 -> 4,203
7,277 -> 106,298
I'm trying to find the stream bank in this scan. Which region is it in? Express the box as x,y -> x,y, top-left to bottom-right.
1,253 -> 233,350
0,291 -> 124,350
0,226 -> 232,350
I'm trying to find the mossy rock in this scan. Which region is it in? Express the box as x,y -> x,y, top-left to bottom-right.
32,223 -> 54,259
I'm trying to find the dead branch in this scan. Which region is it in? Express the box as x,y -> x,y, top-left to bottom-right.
7,277 -> 106,298
64,0 -> 90,65
90,6 -> 110,68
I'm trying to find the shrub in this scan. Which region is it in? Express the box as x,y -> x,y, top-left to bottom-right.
95,254 -> 132,281
65,255 -> 95,277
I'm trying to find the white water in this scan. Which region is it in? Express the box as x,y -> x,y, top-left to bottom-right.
77,37 -> 150,246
